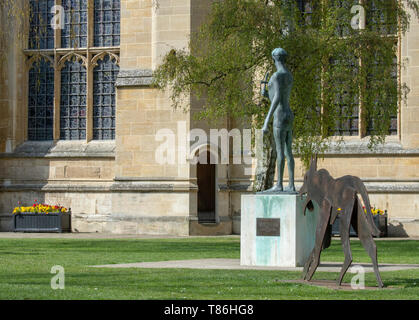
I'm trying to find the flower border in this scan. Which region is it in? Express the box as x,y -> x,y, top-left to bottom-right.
13,200 -> 69,215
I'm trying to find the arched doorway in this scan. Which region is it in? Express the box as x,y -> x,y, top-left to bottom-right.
197,151 -> 216,223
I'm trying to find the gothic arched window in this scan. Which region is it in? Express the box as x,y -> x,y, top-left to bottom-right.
29,0 -> 55,49
26,0 -> 120,141
94,0 -> 120,47
61,0 -> 88,48
28,58 -> 55,141
60,60 -> 87,140
93,55 -> 119,140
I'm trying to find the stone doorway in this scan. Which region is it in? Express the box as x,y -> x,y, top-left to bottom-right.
197,151 -> 216,223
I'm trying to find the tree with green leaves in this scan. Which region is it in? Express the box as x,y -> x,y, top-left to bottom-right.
153,0 -> 419,191
0,1 -> 27,64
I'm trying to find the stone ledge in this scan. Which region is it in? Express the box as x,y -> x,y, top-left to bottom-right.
389,218 -> 419,223
189,220 -> 233,236
115,69 -> 153,87
0,181 -> 196,193
114,176 -> 196,182
0,212 -> 232,223
365,182 -> 419,193
2,184 -> 112,193
107,214 -> 190,223
218,183 -> 252,192
0,141 -> 116,159
322,140 -> 419,156
220,182 -> 419,193
2,180 -> 419,193
189,215 -> 231,223
110,181 -> 197,192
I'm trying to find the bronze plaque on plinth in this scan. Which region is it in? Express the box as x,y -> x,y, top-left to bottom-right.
256,218 -> 280,236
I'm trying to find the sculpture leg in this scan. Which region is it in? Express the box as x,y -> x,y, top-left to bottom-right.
284,130 -> 295,192
304,200 -> 331,281
273,128 -> 286,191
337,202 -> 354,286
357,202 -> 384,288
302,250 -> 314,280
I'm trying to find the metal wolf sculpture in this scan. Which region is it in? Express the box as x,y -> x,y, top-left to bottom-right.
299,155 -> 384,288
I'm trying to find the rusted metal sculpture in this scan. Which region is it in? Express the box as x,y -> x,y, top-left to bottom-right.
299,155 -> 384,288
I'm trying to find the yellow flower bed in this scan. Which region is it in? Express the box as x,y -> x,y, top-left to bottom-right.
337,206 -> 386,215
13,201 -> 69,214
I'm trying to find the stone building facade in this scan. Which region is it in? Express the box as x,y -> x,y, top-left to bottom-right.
0,0 -> 418,237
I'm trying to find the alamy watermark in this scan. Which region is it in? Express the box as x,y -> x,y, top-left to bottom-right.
48,4 -> 366,31
154,121 -> 257,175
351,5 -> 366,30
49,3 -> 366,30
350,265 -> 366,290
50,265 -> 65,290
50,5 -> 65,30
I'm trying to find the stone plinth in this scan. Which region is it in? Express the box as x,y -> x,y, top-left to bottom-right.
240,194 -> 318,267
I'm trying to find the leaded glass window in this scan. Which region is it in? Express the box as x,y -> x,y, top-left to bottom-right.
329,54 -> 360,136
93,56 -> 119,140
29,0 -> 55,49
334,104 -> 359,136
26,0 -> 120,141
295,1 -> 399,137
60,60 -> 87,140
367,106 -> 398,136
366,0 -> 398,36
296,0 -> 312,15
389,114 -> 398,136
61,0 -> 88,48
28,59 -> 55,141
94,0 -> 121,47
298,0 -> 313,25
330,0 -> 359,37
296,0 -> 306,11
367,116 -> 398,136
366,53 -> 398,136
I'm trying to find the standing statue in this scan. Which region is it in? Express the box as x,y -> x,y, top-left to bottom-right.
260,48 -> 296,193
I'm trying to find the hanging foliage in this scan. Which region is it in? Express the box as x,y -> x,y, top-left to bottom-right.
153,0 -> 419,187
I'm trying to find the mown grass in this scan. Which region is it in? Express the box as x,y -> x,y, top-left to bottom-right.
0,237 -> 418,300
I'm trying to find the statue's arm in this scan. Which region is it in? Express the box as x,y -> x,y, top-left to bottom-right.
262,77 -> 280,132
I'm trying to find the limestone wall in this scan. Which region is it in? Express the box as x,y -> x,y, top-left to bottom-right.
114,0 -> 228,236
114,0 -> 192,235
401,4 -> 419,148
0,1 -> 26,153
0,141 -> 116,232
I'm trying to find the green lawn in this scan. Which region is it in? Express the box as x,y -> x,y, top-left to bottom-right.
0,237 -> 418,300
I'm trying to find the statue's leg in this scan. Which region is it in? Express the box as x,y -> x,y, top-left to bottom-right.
357,201 -> 384,288
337,200 -> 354,286
284,130 -> 295,191
273,128 -> 286,190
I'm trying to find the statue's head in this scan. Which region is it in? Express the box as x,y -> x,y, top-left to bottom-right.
272,48 -> 287,63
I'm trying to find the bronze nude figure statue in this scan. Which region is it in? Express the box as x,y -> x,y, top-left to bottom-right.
299,155 -> 384,288
260,48 -> 296,193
